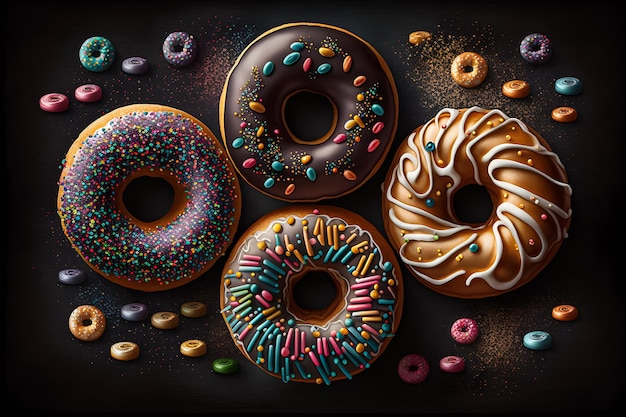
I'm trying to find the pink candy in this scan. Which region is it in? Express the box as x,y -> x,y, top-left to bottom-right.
39,93 -> 69,112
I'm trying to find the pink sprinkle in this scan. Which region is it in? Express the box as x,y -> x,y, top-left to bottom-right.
308,350 -> 321,367
265,247 -> 281,263
347,303 -> 373,312
372,121 -> 384,134
529,239 -> 535,245
367,139 -> 380,152
303,57 -> 312,72
349,296 -> 373,304
243,254 -> 262,261
255,294 -> 270,308
541,213 -> 548,220
329,337 -> 342,356
274,129 -> 280,134
261,290 -> 273,301
333,133 -> 347,143
238,325 -> 251,339
240,122 -> 247,128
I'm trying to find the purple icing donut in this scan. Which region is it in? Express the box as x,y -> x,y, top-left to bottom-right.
398,353 -> 430,384
162,31 -> 197,67
519,33 -> 552,64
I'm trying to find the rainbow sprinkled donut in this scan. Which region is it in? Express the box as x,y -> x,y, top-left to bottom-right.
57,104 -> 241,292
220,205 -> 403,384
519,33 -> 552,64
220,22 -> 399,202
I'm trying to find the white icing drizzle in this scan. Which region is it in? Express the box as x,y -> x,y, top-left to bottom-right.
384,107 -> 572,292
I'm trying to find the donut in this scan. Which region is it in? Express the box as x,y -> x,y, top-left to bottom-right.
382,107 -> 573,298
219,22 -> 399,202
450,52 -> 488,88
450,317 -> 479,344
162,31 -> 197,67
69,305 -> 106,341
79,36 -> 115,72
57,104 -> 241,292
397,353 -> 429,384
220,205 -> 403,385
519,33 -> 552,64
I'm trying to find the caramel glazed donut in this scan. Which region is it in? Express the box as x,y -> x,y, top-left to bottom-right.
220,205 -> 403,384
219,22 -> 399,202
382,107 -> 572,299
57,104 -> 241,292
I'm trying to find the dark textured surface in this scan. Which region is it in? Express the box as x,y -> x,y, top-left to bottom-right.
4,1 -> 621,415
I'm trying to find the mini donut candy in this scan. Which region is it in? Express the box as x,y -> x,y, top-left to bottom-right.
151,311 -> 179,329
450,318 -> 479,344
212,358 -> 239,374
69,305 -> 106,341
519,33 -> 552,64
555,76 -> 582,95
398,353 -> 430,384
552,304 -> 578,321
502,80 -> 530,98
110,341 -> 140,361
523,330 -> 552,350
39,93 -> 69,112
58,268 -> 86,285
451,52 -> 488,88
122,57 -> 150,75
439,355 -> 465,373
551,106 -> 578,123
408,30 -> 432,45
121,303 -> 150,322
180,339 -> 207,357
74,84 -> 102,103
180,301 -> 207,318
79,36 -> 115,72
162,31 -> 197,67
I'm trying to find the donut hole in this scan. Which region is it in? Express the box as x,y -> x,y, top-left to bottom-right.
462,65 -> 474,73
121,175 -> 176,223
452,184 -> 493,225
81,318 -> 93,326
283,91 -> 337,145
89,51 -> 102,58
287,269 -> 347,326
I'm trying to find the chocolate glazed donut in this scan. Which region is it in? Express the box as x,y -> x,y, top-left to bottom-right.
220,22 -> 399,202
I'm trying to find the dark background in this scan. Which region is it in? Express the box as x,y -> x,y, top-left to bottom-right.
3,1 -> 622,415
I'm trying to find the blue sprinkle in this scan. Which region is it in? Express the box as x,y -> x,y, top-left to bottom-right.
283,52 -> 300,66
371,104 -> 384,116
317,63 -> 331,74
262,61 -> 275,76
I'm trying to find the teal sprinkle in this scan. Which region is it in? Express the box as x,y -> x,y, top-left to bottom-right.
262,61 -> 275,76
317,63 -> 331,74
469,243 -> 479,253
283,51 -> 300,65
371,103 -> 384,116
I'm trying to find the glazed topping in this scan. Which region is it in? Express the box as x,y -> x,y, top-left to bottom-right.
221,24 -> 397,201
221,208 -> 400,384
384,107 -> 572,293
58,109 -> 239,289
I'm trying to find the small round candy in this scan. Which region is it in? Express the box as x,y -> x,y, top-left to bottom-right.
150,311 -> 179,329
502,80 -> 530,98
398,353 -> 430,384
408,30 -> 432,45
555,77 -> 582,95
551,106 -> 578,123
122,57 -> 150,75
180,339 -> 207,357
162,31 -> 197,67
439,355 -> 465,373
552,304 -> 578,321
519,33 -> 552,64
79,36 -> 115,72
39,93 -> 69,112
74,84 -> 102,103
110,341 -> 140,361
450,317 -> 479,344
212,358 -> 239,374
523,330 -> 552,350
58,268 -> 86,285
180,301 -> 207,318
120,303 -> 150,322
